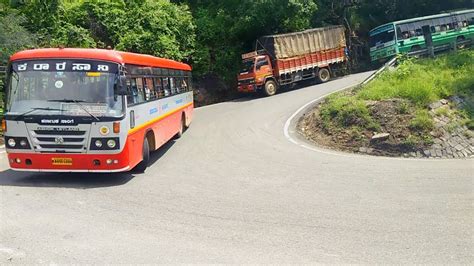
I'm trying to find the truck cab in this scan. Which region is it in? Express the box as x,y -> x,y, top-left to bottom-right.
237,52 -> 277,96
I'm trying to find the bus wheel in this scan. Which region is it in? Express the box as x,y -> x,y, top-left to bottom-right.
317,68 -> 331,83
134,137 -> 150,173
263,80 -> 277,96
175,114 -> 186,139
457,36 -> 466,49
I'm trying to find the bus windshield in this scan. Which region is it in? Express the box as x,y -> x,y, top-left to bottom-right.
369,25 -> 396,48
6,59 -> 124,118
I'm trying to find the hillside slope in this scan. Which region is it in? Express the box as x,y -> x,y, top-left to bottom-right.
299,50 -> 474,158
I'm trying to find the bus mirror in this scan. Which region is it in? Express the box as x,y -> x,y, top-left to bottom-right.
115,76 -> 128,95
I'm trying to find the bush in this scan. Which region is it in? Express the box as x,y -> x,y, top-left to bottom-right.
320,95 -> 378,130
410,110 -> 434,132
358,50 -> 473,107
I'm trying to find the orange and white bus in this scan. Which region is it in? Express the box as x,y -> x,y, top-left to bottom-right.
2,48 -> 193,172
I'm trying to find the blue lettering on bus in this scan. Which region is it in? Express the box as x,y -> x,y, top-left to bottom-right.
149,108 -> 158,115
175,99 -> 183,104
162,104 -> 168,110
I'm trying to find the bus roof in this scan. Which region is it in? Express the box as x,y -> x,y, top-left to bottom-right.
9,48 -> 192,71
370,9 -> 474,33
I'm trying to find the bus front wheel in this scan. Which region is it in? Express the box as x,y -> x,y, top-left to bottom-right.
134,137 -> 150,173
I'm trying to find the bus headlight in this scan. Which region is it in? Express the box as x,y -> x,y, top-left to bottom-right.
95,140 -> 103,148
90,138 -> 120,150
20,140 -> 27,147
6,137 -> 31,149
7,138 -> 16,148
107,139 -> 116,149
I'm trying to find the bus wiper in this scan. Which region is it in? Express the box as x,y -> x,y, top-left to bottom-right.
15,107 -> 63,120
48,99 -> 100,121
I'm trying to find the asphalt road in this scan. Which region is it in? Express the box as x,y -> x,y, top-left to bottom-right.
1,72 -> 472,263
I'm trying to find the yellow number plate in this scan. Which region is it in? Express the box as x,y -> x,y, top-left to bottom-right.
52,158 -> 73,166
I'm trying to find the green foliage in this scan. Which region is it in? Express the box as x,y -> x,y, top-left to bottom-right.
186,0 -> 318,82
320,94 -> 379,130
397,101 -> 410,114
1,0 -> 472,89
9,0 -> 195,62
410,110 -> 434,131
358,50 -> 474,107
0,4 -> 36,64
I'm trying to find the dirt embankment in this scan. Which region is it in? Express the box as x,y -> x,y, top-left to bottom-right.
298,97 -> 473,159
193,74 -> 240,107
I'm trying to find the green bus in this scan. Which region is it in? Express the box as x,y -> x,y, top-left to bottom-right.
370,9 -> 474,62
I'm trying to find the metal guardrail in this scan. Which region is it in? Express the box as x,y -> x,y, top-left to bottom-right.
407,39 -> 472,57
362,39 -> 471,87
361,57 -> 398,86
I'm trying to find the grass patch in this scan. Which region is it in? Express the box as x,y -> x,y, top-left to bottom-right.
358,50 -> 473,107
434,106 -> 451,117
397,101 -> 410,114
356,50 -> 473,134
410,110 -> 434,132
320,94 -> 379,131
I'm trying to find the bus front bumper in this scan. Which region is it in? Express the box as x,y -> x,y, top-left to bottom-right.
7,151 -> 131,173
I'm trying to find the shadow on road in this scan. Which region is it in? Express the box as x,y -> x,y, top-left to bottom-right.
0,139 -> 176,189
0,171 -> 135,189
148,139 -> 175,167
230,77 -> 348,103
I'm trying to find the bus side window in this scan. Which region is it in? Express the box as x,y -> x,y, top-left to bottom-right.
175,77 -> 184,93
136,78 -> 145,103
181,78 -> 188,92
154,77 -> 163,98
144,77 -> 154,101
170,77 -> 176,95
127,78 -> 137,106
162,77 -> 170,97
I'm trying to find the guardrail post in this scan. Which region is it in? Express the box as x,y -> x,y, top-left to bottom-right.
451,41 -> 457,52
422,25 -> 434,58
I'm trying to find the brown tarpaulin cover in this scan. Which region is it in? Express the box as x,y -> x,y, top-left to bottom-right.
258,25 -> 346,59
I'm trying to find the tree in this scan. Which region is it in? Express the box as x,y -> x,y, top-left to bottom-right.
0,4 -> 36,64
0,3 -> 36,108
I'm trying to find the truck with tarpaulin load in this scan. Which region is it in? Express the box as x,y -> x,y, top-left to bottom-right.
237,25 -> 348,96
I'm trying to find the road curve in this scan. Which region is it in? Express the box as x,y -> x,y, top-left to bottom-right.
1,72 -> 472,263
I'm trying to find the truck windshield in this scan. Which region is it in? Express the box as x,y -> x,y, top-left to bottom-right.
6,59 -> 124,118
369,25 -> 396,48
240,59 -> 255,74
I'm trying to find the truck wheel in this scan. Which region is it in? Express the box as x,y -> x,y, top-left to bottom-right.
263,80 -> 277,96
134,137 -> 150,173
317,68 -> 331,83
